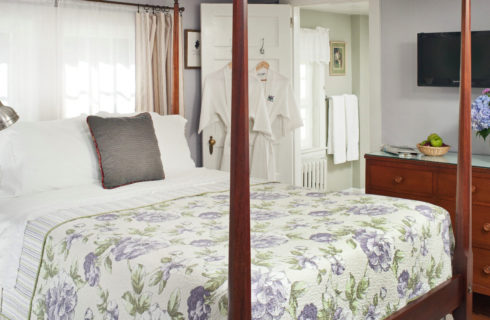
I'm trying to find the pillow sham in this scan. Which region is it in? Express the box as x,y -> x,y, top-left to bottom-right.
0,115 -> 100,196
87,113 -> 164,189
96,112 -> 195,176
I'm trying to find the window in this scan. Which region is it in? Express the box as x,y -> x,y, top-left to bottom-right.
0,0 -> 136,120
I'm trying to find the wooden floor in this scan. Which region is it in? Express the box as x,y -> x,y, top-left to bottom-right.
473,293 -> 490,319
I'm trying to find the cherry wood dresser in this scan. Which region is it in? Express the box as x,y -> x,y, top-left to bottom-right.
365,151 -> 490,297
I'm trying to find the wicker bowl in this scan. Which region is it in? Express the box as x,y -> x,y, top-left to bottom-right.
417,143 -> 450,156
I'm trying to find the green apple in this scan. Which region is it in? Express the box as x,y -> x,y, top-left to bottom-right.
430,137 -> 443,147
420,140 -> 428,145
427,133 -> 440,141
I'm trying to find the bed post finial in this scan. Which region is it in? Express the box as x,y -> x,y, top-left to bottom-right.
453,0 -> 473,319
228,0 -> 251,319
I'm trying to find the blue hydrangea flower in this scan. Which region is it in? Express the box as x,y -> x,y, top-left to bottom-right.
471,93 -> 490,132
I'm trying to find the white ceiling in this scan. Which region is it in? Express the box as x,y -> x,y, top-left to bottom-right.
294,0 -> 369,15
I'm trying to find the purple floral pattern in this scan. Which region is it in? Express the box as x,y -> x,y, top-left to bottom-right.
111,237 -> 167,261
298,304 -> 317,320
83,252 -> 100,287
30,183 -> 453,320
45,272 -> 78,320
251,268 -> 290,320
348,205 -> 395,216
354,229 -> 393,272
187,286 -> 211,320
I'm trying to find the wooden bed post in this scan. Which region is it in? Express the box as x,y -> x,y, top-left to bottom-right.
453,0 -> 473,318
228,0 -> 251,319
172,0 -> 180,115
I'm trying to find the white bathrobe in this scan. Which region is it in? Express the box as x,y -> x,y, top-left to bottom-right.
252,68 -> 303,180
199,66 -> 273,177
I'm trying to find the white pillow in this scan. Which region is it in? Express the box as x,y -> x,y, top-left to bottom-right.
1,115 -> 100,196
96,112 -> 195,176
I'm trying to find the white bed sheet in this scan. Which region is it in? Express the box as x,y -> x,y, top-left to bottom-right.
0,168 -> 229,289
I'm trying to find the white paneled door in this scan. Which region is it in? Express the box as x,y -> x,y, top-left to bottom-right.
201,3 -> 298,184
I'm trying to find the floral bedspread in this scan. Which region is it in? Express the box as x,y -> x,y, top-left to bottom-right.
28,183 -> 453,320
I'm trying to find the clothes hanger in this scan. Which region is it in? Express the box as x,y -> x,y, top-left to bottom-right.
255,61 -> 270,81
255,61 -> 269,71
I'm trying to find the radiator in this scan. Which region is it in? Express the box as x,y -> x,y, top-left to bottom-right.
302,158 -> 328,191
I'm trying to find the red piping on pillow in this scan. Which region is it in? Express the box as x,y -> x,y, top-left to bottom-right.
86,119 -> 108,189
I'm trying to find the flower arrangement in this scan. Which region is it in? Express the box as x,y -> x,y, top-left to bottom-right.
471,88 -> 490,140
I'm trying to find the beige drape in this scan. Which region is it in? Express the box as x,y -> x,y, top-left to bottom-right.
136,12 -> 184,116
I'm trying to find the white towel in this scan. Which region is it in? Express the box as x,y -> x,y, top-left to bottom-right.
327,95 -> 347,164
344,94 -> 359,161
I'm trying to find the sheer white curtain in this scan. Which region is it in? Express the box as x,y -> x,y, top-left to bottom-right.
299,27 -> 329,151
0,0 -> 136,121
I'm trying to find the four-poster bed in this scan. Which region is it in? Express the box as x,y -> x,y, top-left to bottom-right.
0,0 -> 476,319
225,0 -> 473,319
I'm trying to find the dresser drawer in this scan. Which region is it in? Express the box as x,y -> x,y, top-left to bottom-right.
437,172 -> 490,203
368,164 -> 433,196
474,247 -> 490,293
474,205 -> 490,249
473,176 -> 490,204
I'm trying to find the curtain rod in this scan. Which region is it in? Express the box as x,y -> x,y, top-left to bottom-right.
76,0 -> 185,12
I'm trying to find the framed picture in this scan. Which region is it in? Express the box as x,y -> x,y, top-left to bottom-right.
185,30 -> 201,69
330,41 -> 346,76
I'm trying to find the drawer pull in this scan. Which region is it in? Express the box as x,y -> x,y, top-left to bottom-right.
471,185 -> 477,193
484,265 -> 490,275
483,223 -> 490,232
393,176 -> 404,184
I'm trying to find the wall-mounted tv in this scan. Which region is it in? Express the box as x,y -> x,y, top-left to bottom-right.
417,31 -> 490,88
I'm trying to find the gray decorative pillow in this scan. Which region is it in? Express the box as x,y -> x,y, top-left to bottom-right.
87,113 -> 164,189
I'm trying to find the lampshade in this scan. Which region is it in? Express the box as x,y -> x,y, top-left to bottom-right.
0,101 -> 19,131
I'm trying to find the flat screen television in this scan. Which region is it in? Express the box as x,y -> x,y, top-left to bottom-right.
417,31 -> 490,88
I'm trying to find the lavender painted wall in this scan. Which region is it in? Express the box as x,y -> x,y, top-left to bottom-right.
122,0 -> 277,166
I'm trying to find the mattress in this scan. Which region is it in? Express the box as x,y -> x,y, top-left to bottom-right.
0,170 -> 453,320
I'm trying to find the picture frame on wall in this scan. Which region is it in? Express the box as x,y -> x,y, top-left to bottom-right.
330,41 -> 346,76
185,29 -> 201,69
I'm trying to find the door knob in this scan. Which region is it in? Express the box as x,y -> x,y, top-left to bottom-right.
209,136 -> 216,155
394,176 -> 404,184
483,265 -> 490,275
483,223 -> 490,233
